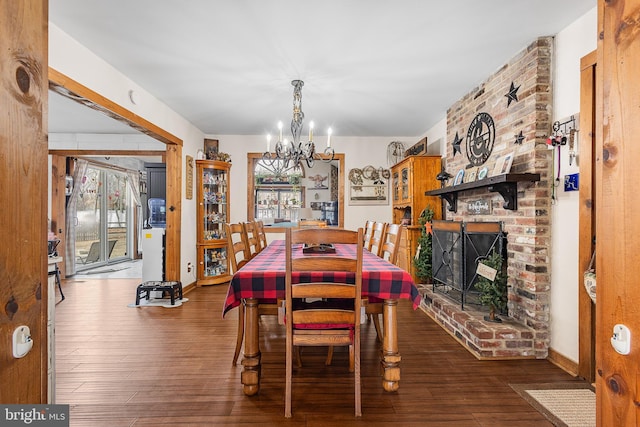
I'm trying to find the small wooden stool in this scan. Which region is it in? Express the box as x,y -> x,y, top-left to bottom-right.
135,281 -> 183,305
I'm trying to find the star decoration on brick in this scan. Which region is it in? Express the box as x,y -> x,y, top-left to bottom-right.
514,130 -> 525,145
452,131 -> 462,156
505,81 -> 520,107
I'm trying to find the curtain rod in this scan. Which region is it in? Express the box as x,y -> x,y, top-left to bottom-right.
74,157 -> 139,174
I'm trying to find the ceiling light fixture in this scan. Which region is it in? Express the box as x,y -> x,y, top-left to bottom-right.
262,80 -> 334,177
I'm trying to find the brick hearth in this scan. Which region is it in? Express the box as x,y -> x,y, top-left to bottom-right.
418,285 -> 539,359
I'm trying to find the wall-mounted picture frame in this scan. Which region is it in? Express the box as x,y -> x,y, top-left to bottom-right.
492,152 -> 514,176
478,166 -> 489,180
204,138 -> 219,160
310,201 -> 323,210
454,169 -> 465,186
465,168 -> 477,183
349,181 -> 389,205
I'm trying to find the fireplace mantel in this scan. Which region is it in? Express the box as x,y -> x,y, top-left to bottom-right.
425,173 -> 540,212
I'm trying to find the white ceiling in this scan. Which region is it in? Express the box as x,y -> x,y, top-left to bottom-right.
48,0 -> 596,138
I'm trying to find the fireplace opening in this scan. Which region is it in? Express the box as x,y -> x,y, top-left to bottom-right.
432,221 -> 506,311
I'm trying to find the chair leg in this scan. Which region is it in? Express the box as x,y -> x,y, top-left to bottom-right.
354,345 -> 361,417
349,345 -> 354,373
325,346 -> 334,365
294,346 -> 302,368
285,336 -> 293,417
370,313 -> 383,343
232,302 -> 245,366
55,265 -> 65,301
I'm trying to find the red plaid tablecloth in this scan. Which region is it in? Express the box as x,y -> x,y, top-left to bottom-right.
223,240 -> 421,316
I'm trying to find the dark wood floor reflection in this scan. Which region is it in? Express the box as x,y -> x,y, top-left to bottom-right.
55,278 -> 581,426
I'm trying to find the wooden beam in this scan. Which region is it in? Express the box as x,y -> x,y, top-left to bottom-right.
48,68 -> 182,147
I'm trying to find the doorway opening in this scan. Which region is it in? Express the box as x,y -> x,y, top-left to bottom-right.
74,162 -> 133,271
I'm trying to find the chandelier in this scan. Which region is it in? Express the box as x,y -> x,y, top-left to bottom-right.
262,80 -> 334,177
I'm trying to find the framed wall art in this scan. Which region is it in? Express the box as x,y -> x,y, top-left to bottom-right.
348,167 -> 390,205
454,169 -> 465,186
465,168 -> 477,183
492,152 -> 514,176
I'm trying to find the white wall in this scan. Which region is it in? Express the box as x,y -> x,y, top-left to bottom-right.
49,23 -> 205,285
211,135 -> 416,232
421,117 -> 447,156
549,7 -> 597,362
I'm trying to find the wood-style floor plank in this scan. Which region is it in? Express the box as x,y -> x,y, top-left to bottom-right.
55,278 -> 582,426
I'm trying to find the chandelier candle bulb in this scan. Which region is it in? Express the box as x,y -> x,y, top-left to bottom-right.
261,80 -> 335,175
327,128 -> 332,148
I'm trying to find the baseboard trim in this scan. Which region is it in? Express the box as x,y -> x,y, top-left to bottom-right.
547,347 -> 579,376
182,281 -> 197,295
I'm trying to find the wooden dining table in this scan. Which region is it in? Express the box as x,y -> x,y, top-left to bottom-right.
223,239 -> 421,396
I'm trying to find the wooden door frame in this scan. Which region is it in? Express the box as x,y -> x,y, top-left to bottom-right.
48,68 -> 183,281
578,50 -> 597,382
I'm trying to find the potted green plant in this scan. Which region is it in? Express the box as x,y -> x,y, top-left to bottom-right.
413,206 -> 435,283
474,249 -> 508,322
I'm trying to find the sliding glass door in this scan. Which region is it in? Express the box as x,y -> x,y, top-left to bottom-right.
75,164 -> 131,270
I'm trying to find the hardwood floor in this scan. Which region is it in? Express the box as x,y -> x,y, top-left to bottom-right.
55,278 -> 582,426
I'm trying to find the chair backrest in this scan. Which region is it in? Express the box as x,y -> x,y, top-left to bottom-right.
255,220 -> 268,250
224,223 -> 251,273
368,222 -> 387,255
363,220 -> 375,249
379,223 -> 402,264
298,219 -> 327,228
285,228 -> 363,328
243,221 -> 261,256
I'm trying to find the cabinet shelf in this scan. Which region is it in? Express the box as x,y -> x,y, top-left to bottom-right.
425,173 -> 540,212
197,160 -> 231,285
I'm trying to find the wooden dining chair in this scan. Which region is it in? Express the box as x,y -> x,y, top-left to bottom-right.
284,227 -> 363,418
255,220 -> 268,250
226,223 -> 252,365
379,223 -> 403,264
368,221 -> 387,256
243,221 -> 261,257
226,223 -> 279,366
366,223 -> 403,342
363,220 -> 375,249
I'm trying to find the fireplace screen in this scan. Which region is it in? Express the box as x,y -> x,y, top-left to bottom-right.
432,221 -> 505,309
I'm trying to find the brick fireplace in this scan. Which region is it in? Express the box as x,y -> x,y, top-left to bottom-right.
419,37 -> 553,359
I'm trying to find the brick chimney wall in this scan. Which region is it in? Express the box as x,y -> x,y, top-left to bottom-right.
420,37 -> 553,358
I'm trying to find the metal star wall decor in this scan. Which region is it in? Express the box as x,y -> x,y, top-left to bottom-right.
452,131 -> 463,156
505,81 -> 520,107
514,130 -> 525,145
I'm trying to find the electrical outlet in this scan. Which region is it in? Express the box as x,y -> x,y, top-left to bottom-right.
187,262 -> 193,273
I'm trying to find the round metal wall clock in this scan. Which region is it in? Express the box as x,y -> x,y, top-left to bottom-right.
466,112 -> 495,166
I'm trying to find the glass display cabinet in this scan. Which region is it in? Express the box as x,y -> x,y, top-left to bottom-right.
196,160 -> 231,285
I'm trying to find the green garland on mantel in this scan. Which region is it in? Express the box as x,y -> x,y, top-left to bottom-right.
413,206 -> 435,283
